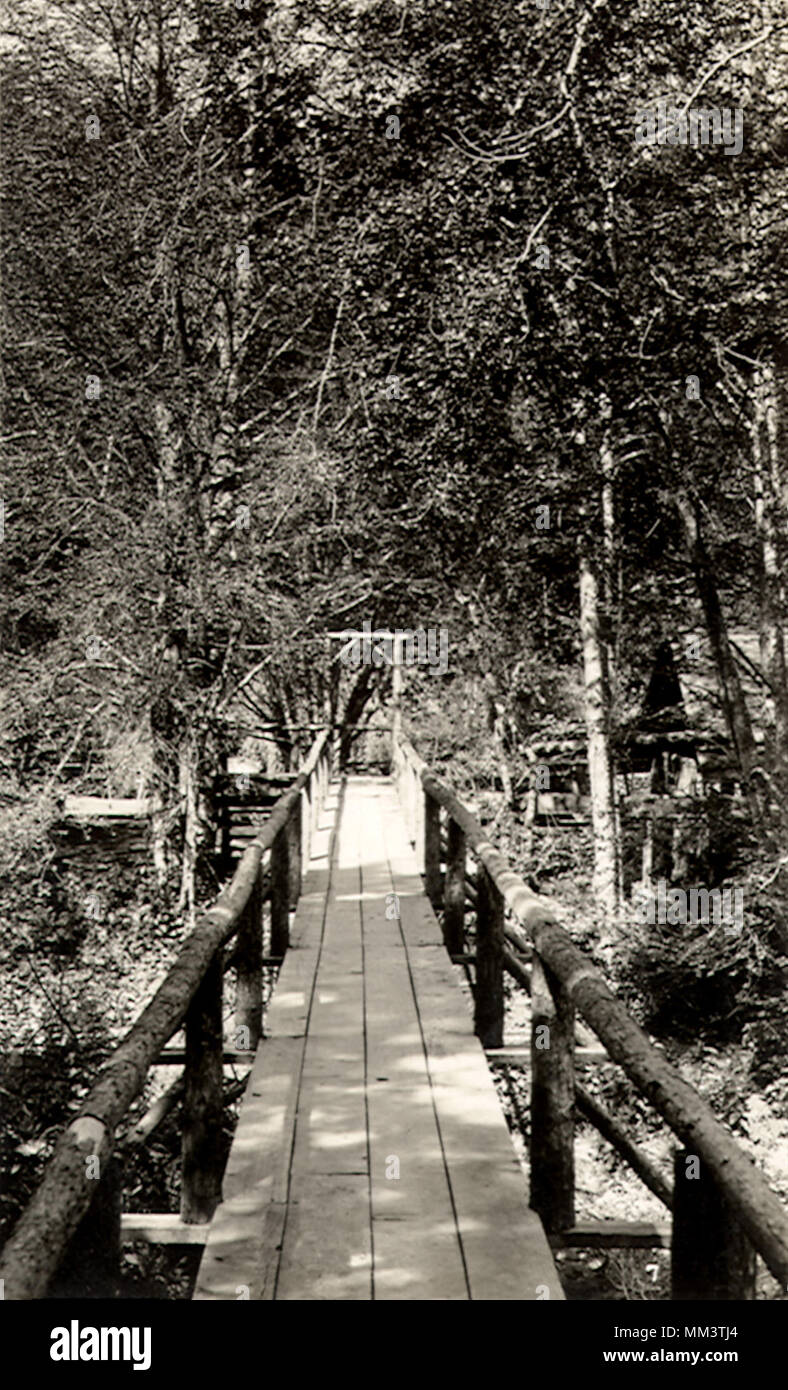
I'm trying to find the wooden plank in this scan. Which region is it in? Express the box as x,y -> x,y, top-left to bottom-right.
262,806 -> 337,1040
380,782 -> 564,1301
199,777 -> 563,1302
270,1175 -> 371,1301
122,1214 -> 210,1246
361,781 -> 468,1300
486,1046 -> 609,1066
155,1049 -> 255,1065
550,1221 -> 671,1251
192,1037 -> 306,1300
274,788 -> 371,1300
63,796 -> 150,818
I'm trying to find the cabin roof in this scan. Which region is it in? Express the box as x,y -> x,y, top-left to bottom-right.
670,629 -> 773,743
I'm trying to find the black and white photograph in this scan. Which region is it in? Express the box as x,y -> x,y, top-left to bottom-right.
1,0 -> 787,1370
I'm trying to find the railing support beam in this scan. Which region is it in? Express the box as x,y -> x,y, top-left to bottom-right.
530,954 -> 575,1231
234,862 -> 264,1050
424,792 -> 442,907
270,824 -> 291,955
287,804 -> 302,907
475,866 -> 505,1047
672,1150 -> 756,1299
181,955 -> 224,1224
443,818 -> 466,956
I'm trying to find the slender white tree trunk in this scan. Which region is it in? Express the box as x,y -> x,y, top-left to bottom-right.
599,422 -> 625,903
755,361 -> 788,764
579,546 -> 620,930
179,741 -> 199,925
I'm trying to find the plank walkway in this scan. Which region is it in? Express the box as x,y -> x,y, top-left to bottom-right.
194,776 -> 563,1301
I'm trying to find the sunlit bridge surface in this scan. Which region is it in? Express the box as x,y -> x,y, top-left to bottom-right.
193,777 -> 562,1301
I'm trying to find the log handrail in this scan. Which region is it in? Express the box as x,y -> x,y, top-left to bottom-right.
0,730 -> 331,1300
393,732 -> 788,1290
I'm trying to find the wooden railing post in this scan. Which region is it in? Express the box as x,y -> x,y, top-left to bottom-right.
235,861 -> 263,1050
443,818 -> 466,955
529,952 -> 575,1231
218,779 -> 233,878
287,803 -> 302,906
310,767 -> 319,838
671,1150 -> 756,1299
475,866 -> 505,1047
181,953 -> 224,1223
424,792 -> 442,906
270,823 -> 291,954
301,785 -> 311,877
51,1154 -> 122,1297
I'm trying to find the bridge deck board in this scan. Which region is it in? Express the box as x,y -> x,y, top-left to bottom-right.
194,776 -> 563,1301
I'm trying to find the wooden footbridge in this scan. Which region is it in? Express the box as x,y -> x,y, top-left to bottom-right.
2,730 -> 788,1301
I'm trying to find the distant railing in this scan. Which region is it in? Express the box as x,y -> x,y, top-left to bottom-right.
393,732 -> 788,1300
0,731 -> 332,1300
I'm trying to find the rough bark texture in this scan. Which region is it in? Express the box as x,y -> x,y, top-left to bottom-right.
49,1154 -> 122,1299
181,955 -> 224,1224
530,954 -> 575,1230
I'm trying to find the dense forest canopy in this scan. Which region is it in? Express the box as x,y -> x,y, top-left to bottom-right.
3,0 -> 788,917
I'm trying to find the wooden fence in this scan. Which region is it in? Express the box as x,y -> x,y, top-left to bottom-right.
393,733 -> 788,1300
0,731 -> 332,1300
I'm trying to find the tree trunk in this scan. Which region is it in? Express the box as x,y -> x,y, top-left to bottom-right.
599,424 -> 625,904
484,675 -> 514,809
179,740 -> 200,923
578,544 -> 620,931
676,492 -> 770,832
150,679 -> 181,890
755,362 -> 788,786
